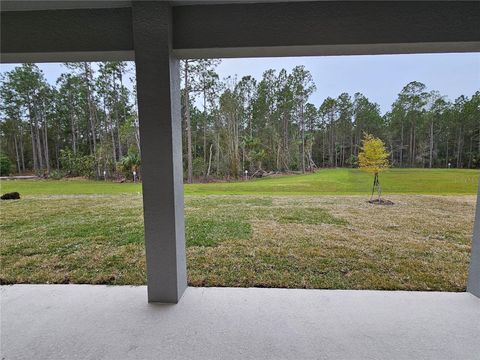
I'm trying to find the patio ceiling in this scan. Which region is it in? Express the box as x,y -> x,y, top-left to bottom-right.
2,1 -> 479,62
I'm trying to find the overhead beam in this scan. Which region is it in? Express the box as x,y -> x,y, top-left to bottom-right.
0,7 -> 134,63
172,41 -> 480,59
172,1 -> 480,58
2,2 -> 479,63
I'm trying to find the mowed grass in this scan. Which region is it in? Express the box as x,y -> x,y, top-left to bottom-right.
187,168 -> 479,195
1,190 -> 477,291
1,168 -> 477,290
1,168 -> 478,195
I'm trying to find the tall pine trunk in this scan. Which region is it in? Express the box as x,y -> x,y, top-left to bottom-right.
456,126 -> 463,168
184,60 -> 193,183
13,134 -> 21,174
429,119 -> 434,168
203,86 -> 208,168
83,62 -> 99,178
300,101 -> 305,173
43,110 -> 50,174
33,103 -> 44,172
400,121 -> 404,167
113,74 -> 123,159
19,126 -> 25,173
70,113 -> 77,155
29,118 -> 38,174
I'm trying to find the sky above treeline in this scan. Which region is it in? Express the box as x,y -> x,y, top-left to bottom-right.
1,52 -> 478,114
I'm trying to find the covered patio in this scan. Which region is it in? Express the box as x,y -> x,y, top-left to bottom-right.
2,285 -> 480,359
1,1 -> 479,359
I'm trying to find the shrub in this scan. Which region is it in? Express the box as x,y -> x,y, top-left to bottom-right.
192,157 -> 205,178
49,169 -> 67,180
0,154 -> 12,176
117,150 -> 141,180
60,149 -> 95,178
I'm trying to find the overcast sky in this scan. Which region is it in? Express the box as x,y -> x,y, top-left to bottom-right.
1,52 -> 479,114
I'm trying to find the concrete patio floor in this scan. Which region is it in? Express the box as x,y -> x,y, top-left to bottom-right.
1,285 -> 479,360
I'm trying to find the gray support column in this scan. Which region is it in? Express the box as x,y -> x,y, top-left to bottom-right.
467,180 -> 480,298
132,2 -> 187,303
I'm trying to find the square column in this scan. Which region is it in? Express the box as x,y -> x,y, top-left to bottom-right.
132,2 -> 187,303
467,180 -> 480,298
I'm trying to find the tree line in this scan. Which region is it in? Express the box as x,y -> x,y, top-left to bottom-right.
0,61 -> 479,180
182,60 -> 479,182
0,62 -> 139,178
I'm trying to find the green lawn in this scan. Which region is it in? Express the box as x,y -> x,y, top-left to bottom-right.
1,168 -> 478,195
186,168 -> 479,195
1,168 -> 478,291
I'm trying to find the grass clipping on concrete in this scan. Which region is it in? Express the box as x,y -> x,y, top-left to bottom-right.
1,193 -> 475,291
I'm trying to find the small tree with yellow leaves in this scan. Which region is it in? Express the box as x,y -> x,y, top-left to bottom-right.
358,133 -> 390,202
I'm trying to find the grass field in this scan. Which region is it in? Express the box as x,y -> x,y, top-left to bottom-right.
1,168 -> 478,195
1,168 -> 478,291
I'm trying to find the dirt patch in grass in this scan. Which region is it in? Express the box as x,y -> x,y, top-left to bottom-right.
368,199 -> 395,205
